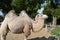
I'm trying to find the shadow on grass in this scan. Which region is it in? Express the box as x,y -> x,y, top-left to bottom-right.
29,36 -> 57,40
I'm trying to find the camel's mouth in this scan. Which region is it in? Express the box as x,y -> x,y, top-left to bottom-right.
42,15 -> 48,19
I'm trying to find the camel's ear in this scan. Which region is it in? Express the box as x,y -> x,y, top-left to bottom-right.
35,14 -> 39,19
35,14 -> 39,20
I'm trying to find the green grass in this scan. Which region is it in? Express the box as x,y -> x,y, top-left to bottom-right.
51,25 -> 60,36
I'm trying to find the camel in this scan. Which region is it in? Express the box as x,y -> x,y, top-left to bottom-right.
0,10 -> 48,40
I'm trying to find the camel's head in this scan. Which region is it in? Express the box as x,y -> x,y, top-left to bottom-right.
35,14 -> 48,20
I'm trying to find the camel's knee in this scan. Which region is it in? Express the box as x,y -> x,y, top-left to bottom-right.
24,31 -> 31,37
1,32 -> 7,40
23,29 -> 31,37
0,29 -> 8,40
0,30 -> 8,38
24,31 -> 31,40
1,33 -> 6,38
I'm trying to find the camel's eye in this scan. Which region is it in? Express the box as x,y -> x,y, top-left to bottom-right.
41,15 -> 43,17
37,15 -> 39,18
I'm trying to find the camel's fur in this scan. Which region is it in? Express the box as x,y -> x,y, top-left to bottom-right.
0,10 -> 48,40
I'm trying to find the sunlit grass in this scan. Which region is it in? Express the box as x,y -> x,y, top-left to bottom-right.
51,25 -> 60,36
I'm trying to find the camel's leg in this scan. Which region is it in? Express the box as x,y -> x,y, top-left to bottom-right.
23,24 -> 31,40
24,35 -> 28,40
0,26 -> 9,40
0,21 -> 9,40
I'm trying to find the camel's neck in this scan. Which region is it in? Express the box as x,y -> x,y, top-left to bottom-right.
32,18 -> 44,27
32,18 -> 45,32
37,19 -> 44,25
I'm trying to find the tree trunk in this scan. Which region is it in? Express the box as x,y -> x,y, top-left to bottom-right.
56,36 -> 60,40
52,16 -> 57,28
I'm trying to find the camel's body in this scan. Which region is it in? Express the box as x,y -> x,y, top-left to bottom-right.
0,10 -> 48,40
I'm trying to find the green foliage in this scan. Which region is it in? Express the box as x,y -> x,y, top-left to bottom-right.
0,0 -> 44,17
11,0 -> 44,17
53,5 -> 60,18
43,1 -> 60,18
43,3 -> 53,15
0,0 -> 12,12
51,25 -> 60,36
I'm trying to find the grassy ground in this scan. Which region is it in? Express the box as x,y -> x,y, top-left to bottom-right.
51,25 -> 60,36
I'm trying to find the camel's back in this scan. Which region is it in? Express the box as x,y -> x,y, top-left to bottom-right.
6,10 -> 32,33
